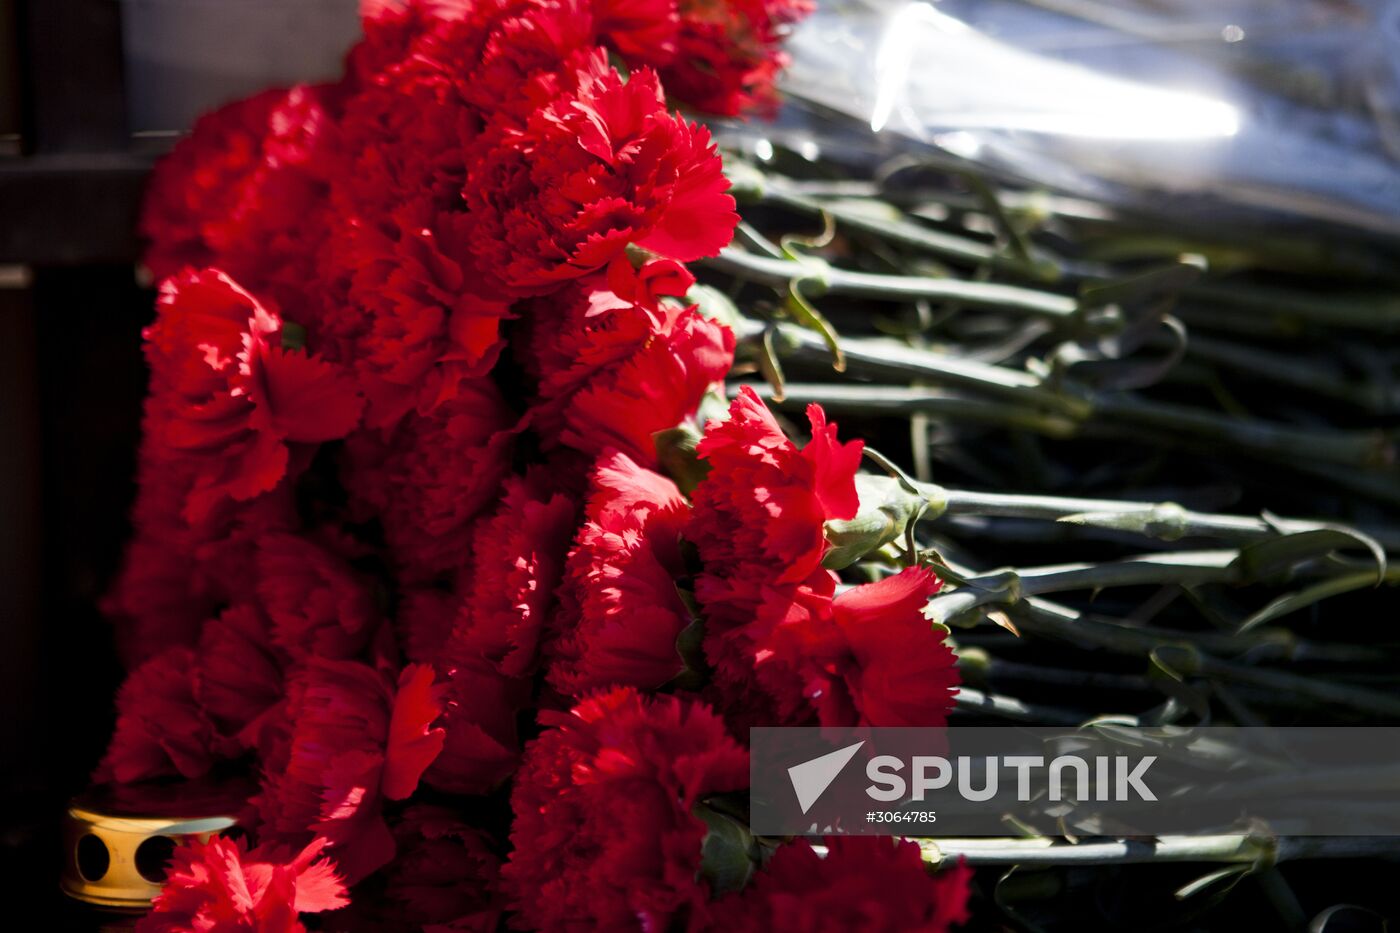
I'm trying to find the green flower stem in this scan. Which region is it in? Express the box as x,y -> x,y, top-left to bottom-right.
1091,394 -> 1389,468
706,247 -> 1081,320
757,185 -> 1063,282
1185,281 -> 1400,333
907,835 -> 1399,869
917,550 -> 1400,716
951,686 -> 1090,726
1005,595 -> 1400,718
1160,331 -> 1396,414
963,653 -> 1152,695
925,551 -> 1243,625
734,322 -> 1087,416
760,383 -> 1082,437
829,470 -> 1400,551
736,322 -> 1396,471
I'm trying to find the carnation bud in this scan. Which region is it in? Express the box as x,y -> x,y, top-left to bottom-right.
654,423 -> 710,496
684,282 -> 743,332
823,474 -> 945,570
722,160 -> 766,202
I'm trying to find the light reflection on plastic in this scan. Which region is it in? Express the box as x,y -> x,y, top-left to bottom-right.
871,2 -> 1240,141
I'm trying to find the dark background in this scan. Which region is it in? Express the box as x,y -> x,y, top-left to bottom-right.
1,0 -> 156,918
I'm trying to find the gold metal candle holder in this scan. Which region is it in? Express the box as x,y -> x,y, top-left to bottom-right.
61,779 -> 248,911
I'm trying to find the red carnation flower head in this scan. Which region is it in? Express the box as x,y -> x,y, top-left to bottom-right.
341,375 -> 514,581
136,835 -> 348,933
139,87 -> 283,280
256,660 -> 445,883
143,269 -> 363,523
453,470 -> 579,677
662,0 -> 815,117
548,452 -> 696,697
255,531 -> 380,663
377,805 -> 507,932
464,56 -> 737,294
688,385 -> 862,592
340,202 -> 514,429
704,836 -> 971,933
820,566 -> 959,727
523,258 -> 734,465
104,425 -> 300,667
141,86 -> 341,322
354,1 -> 476,83
332,45 -> 478,216
421,654 -> 531,796
192,604 -> 284,753
458,0 -> 600,123
701,566 -> 960,730
592,0 -> 681,67
686,390 -> 960,728
502,687 -> 748,932
97,647 -> 232,784
395,586 -> 459,665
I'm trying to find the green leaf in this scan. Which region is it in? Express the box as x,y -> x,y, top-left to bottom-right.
1175,864 -> 1252,901
1230,527 -> 1387,583
685,283 -> 743,331
666,589 -> 710,691
1079,258 -> 1206,311
1239,571 -> 1391,632
757,326 -> 787,402
1057,503 -> 1189,541
784,280 -> 845,373
694,803 -> 758,897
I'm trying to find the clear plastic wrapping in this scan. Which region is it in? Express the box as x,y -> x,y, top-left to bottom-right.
772,0 -> 1400,241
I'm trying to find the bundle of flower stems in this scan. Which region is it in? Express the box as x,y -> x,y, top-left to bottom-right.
699,135 -> 1400,923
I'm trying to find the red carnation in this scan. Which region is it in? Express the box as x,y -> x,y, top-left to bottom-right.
820,566 -> 959,727
663,0 -> 814,117
524,259 -> 734,465
339,12 -> 479,209
688,386 -> 861,617
257,661 -> 445,883
549,452 -> 695,697
464,58 -> 737,294
502,688 -> 748,932
593,0 -> 680,66
422,655 -> 530,796
136,835 -> 348,933
139,88 -> 284,280
379,806 -> 507,932
754,567 -> 960,728
143,269 -> 362,523
458,0 -> 601,124
104,438 -> 298,665
704,837 -> 971,933
687,390 -> 959,728
141,86 -> 341,323
396,586 -> 459,665
341,375 -> 514,581
339,202 -> 514,429
255,532 -> 380,663
455,471 -> 579,676
97,647 -> 231,784
192,604 -> 284,753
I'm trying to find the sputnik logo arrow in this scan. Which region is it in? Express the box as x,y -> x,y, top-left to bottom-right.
787,741 -> 865,814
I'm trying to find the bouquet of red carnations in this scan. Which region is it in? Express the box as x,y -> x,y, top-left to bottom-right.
97,1 -> 970,929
